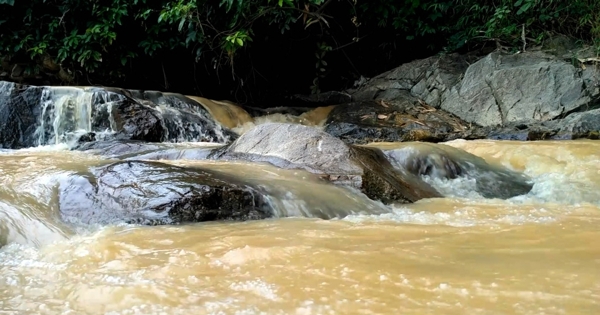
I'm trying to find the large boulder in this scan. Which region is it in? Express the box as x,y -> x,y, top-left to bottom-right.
209,123 -> 442,204
324,93 -> 470,144
441,52 -> 595,126
58,161 -> 271,225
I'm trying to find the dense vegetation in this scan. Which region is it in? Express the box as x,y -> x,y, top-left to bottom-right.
1,0 -> 599,105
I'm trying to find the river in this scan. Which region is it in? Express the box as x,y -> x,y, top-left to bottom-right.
1,138 -> 599,314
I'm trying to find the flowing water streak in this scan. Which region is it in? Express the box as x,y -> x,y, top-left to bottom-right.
0,141 -> 600,314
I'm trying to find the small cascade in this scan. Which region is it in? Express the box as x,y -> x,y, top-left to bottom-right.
186,95 -> 254,129
367,142 -> 533,200
150,94 -> 236,143
232,105 -> 336,134
35,87 -> 124,147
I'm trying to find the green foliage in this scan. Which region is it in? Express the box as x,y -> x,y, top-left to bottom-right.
311,41 -> 332,94
0,0 -> 598,88
356,0 -> 600,52
448,0 -> 600,52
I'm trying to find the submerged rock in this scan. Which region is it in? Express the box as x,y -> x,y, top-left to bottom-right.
58,161 -> 271,225
209,123 -> 442,204
74,139 -> 221,160
73,140 -> 170,159
375,142 -> 533,199
324,94 -> 469,144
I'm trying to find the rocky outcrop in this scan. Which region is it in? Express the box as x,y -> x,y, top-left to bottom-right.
58,161 -> 271,225
335,49 -> 600,142
324,92 -> 470,144
209,123 -> 442,204
0,81 -> 238,149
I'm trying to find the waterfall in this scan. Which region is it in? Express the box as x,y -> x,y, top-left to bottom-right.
34,87 -> 123,147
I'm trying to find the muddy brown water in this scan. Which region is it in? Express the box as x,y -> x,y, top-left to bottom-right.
1,140 -> 600,314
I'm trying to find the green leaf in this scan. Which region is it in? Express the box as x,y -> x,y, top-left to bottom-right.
0,0 -> 15,6
178,17 -> 186,31
235,38 -> 243,46
94,51 -> 102,62
517,3 -> 531,15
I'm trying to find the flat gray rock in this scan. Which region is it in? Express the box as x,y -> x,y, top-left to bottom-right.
212,123 -> 363,175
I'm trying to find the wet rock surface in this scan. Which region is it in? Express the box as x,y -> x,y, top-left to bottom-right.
73,140 -> 170,159
210,123 -> 442,204
0,81 -> 45,148
58,161 -> 271,225
91,90 -> 239,144
112,98 -> 166,142
349,145 -> 443,203
74,138 -> 221,160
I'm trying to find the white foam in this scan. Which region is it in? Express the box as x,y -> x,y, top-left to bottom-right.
343,202 -> 559,227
